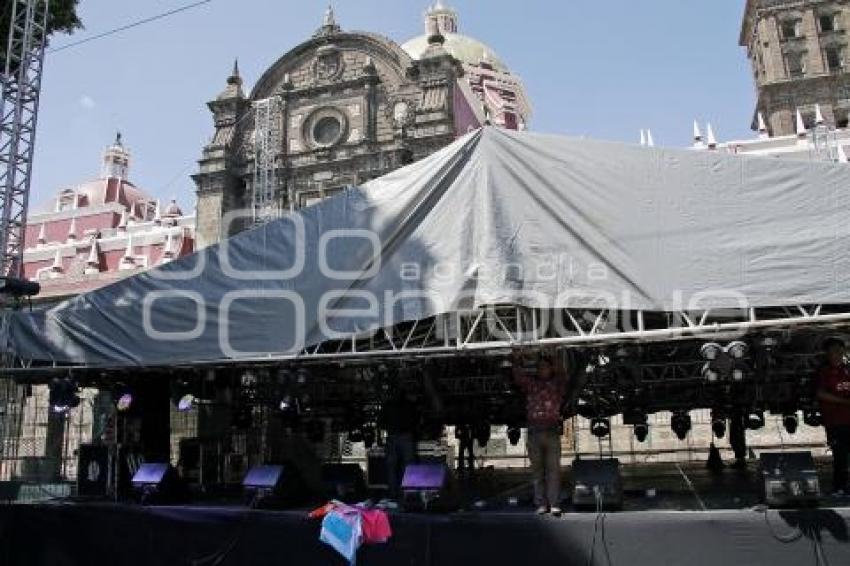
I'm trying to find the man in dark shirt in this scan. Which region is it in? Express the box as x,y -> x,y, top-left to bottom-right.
381,389 -> 419,499
817,338 -> 850,495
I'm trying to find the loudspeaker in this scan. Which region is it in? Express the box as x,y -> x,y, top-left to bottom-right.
760,451 -> 820,507
243,464 -> 306,508
571,458 -> 623,510
366,449 -> 388,489
131,462 -> 186,505
401,463 -> 457,512
0,481 -> 21,503
321,463 -> 367,502
77,443 -> 111,498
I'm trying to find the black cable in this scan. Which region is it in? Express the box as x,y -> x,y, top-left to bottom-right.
762,508 -> 804,544
48,0 -> 214,54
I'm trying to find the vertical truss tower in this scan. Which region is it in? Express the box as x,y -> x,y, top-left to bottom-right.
252,97 -> 281,225
0,0 -> 49,277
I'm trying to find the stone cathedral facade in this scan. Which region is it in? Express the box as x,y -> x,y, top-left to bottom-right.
741,0 -> 850,136
193,4 -> 531,249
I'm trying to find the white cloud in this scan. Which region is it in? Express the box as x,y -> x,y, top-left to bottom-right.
79,95 -> 96,110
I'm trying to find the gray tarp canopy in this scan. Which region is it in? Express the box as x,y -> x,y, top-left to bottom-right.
6,126 -> 850,367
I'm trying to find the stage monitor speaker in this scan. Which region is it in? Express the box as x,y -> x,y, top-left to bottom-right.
322,463 -> 367,502
0,481 -> 21,503
77,443 -> 111,498
571,458 -> 623,510
401,463 -> 457,512
131,462 -> 186,505
366,449 -> 388,489
760,451 -> 820,507
243,464 -> 306,508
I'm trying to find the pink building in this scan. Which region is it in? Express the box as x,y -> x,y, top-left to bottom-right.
22,134 -> 195,301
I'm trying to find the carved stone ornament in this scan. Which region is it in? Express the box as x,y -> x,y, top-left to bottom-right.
313,46 -> 344,82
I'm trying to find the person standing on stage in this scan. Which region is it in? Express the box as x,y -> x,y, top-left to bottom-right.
380,386 -> 419,500
817,337 -> 850,496
513,347 -> 569,516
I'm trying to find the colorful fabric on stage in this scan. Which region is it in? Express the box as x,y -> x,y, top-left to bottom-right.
314,501 -> 393,564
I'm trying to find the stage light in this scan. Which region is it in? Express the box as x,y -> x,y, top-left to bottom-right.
474,423 -> 491,447
671,411 -> 692,440
507,426 -> 522,446
700,342 -> 723,361
783,413 -> 799,435
633,423 -> 649,443
279,395 -> 292,411
177,394 -> 195,412
348,428 -> 364,443
48,376 -> 80,414
702,364 -> 720,383
727,341 -> 748,359
591,417 -> 611,439
576,399 -> 596,419
0,276 -> 40,298
116,393 -> 133,412
803,410 -> 822,427
296,368 -> 309,385
745,411 -> 765,430
362,426 -> 376,448
499,359 -> 512,369
711,418 -> 727,439
731,368 -> 744,382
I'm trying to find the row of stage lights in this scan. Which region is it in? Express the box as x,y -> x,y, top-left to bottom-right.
589,408 -> 821,442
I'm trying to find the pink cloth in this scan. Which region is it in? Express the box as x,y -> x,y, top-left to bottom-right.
359,508 -> 392,544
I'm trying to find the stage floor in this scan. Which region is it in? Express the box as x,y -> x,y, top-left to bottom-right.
1,501 -> 849,566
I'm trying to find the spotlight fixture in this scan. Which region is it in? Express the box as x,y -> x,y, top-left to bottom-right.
712,418 -> 727,439
48,376 -> 80,414
116,393 -> 134,412
731,368 -> 744,382
700,343 -> 723,361
702,364 -> 720,383
474,422 -> 491,447
782,413 -> 799,435
279,395 -> 293,411
177,394 -> 196,412
633,423 -> 649,443
0,276 -> 40,298
671,411 -> 692,441
590,417 -> 611,439
803,410 -> 822,428
745,410 -> 765,430
362,426 -> 376,449
727,341 -> 748,360
507,426 -> 522,446
296,367 -> 309,385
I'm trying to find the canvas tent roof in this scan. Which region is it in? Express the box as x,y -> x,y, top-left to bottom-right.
6,127 -> 850,368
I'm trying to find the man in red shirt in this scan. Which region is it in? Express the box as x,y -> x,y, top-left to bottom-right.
817,338 -> 850,495
512,347 -> 569,516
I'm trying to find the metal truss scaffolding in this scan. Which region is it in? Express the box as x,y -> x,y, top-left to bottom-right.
291,303 -> 850,363
252,96 -> 280,225
0,0 -> 49,277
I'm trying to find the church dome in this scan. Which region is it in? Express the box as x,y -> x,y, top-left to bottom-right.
402,2 -> 511,73
402,33 -> 510,73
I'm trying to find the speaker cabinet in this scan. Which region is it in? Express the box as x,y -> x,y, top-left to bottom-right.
401,463 -> 458,512
77,443 -> 111,498
131,462 -> 187,505
571,458 -> 623,510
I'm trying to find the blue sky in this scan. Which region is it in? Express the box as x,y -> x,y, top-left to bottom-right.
32,0 -> 755,211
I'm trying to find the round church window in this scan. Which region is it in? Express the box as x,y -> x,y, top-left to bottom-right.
313,116 -> 342,146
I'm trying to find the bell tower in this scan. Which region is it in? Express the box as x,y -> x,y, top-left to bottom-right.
741,0 -> 850,136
